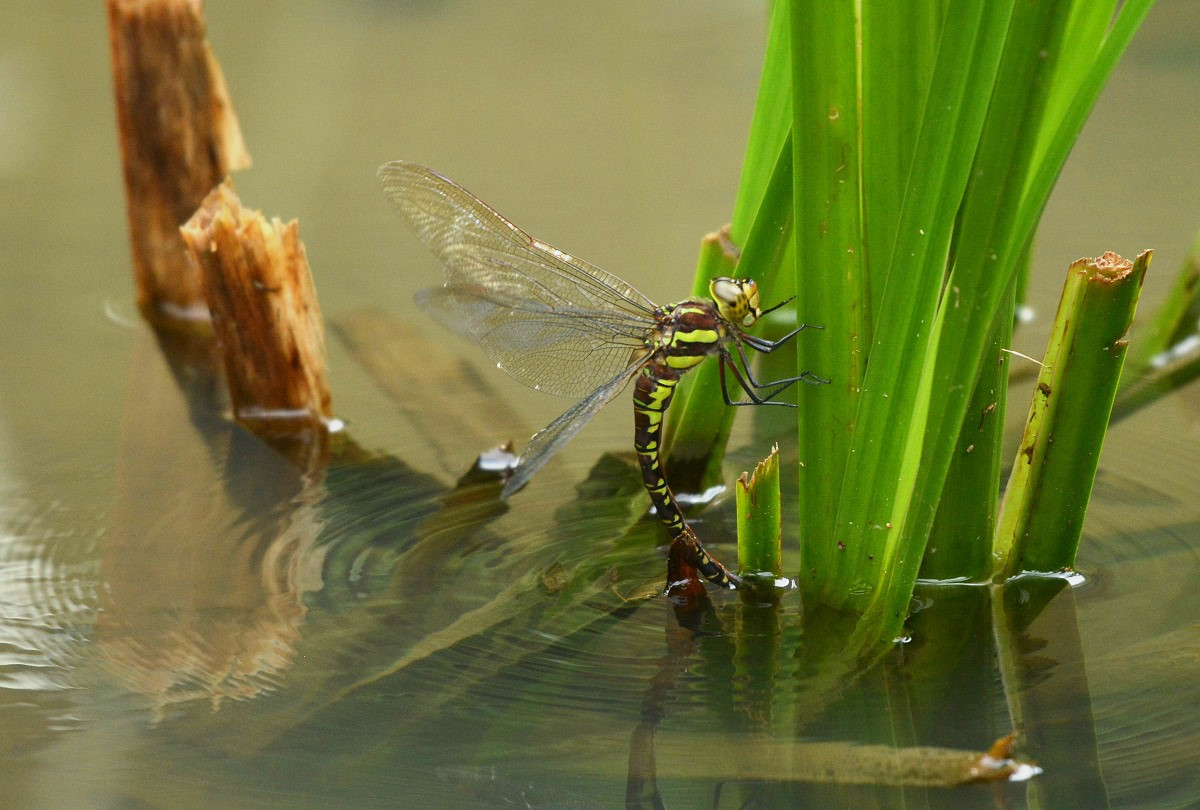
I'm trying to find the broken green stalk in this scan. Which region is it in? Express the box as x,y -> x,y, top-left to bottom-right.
736,444 -> 782,578
995,250 -> 1151,577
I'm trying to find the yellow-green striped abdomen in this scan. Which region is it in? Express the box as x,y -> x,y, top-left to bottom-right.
630,298 -> 740,588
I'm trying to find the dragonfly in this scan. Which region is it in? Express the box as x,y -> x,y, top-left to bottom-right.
379,161 -> 822,590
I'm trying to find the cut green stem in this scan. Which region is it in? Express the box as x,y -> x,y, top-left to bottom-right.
995,250 -> 1150,577
736,444 -> 783,577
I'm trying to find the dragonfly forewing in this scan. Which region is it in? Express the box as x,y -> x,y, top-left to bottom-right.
379,161 -> 657,319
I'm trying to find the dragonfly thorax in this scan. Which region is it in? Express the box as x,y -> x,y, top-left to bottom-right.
646,300 -> 728,373
709,277 -> 762,328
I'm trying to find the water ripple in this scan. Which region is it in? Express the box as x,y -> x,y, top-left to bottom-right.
0,493 -> 96,694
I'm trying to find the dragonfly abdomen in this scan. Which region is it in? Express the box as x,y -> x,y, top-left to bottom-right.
633,300 -> 725,534
633,352 -> 740,590
633,364 -> 685,534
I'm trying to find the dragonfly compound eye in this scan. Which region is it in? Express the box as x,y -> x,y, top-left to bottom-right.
741,279 -> 761,326
709,277 -> 749,324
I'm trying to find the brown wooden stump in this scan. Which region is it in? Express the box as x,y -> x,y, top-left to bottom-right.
180,181 -> 332,444
107,0 -> 250,322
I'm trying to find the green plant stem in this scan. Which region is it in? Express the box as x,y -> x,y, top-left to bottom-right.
856,0 -> 1157,644
922,275 -> 1016,582
1112,224 -> 1200,420
811,0 -> 1015,615
1130,225 -> 1200,362
995,251 -> 1150,577
860,0 -> 943,316
1024,1 -> 1120,199
1112,350 -> 1200,424
669,0 -> 1154,636
725,0 -> 793,245
736,444 -> 782,577
789,0 -> 867,593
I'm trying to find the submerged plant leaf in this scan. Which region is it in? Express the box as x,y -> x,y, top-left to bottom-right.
533,730 -> 1038,787
332,563 -> 626,702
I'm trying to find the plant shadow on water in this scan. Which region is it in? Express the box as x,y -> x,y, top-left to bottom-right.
74,311 -> 1199,809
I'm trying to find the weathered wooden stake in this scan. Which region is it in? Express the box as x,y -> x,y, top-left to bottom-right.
107,0 -> 250,322
180,181 -> 332,435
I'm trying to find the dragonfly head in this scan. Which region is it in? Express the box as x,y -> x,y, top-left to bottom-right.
709,277 -> 761,328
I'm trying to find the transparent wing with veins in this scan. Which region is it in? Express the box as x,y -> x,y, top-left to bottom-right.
501,362 -> 643,498
380,160 -> 658,398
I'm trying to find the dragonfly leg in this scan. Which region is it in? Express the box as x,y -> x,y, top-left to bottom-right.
757,294 -> 796,318
741,322 -> 822,353
719,353 -> 798,408
733,336 -> 828,390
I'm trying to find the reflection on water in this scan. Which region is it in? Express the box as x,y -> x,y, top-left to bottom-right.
97,330 -> 324,716
1,0 -> 1199,807
1,319 -> 1198,806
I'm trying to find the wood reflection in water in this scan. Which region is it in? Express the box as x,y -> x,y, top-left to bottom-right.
99,327 -> 325,716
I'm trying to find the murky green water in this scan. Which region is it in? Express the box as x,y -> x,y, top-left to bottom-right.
1,2 -> 1198,807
